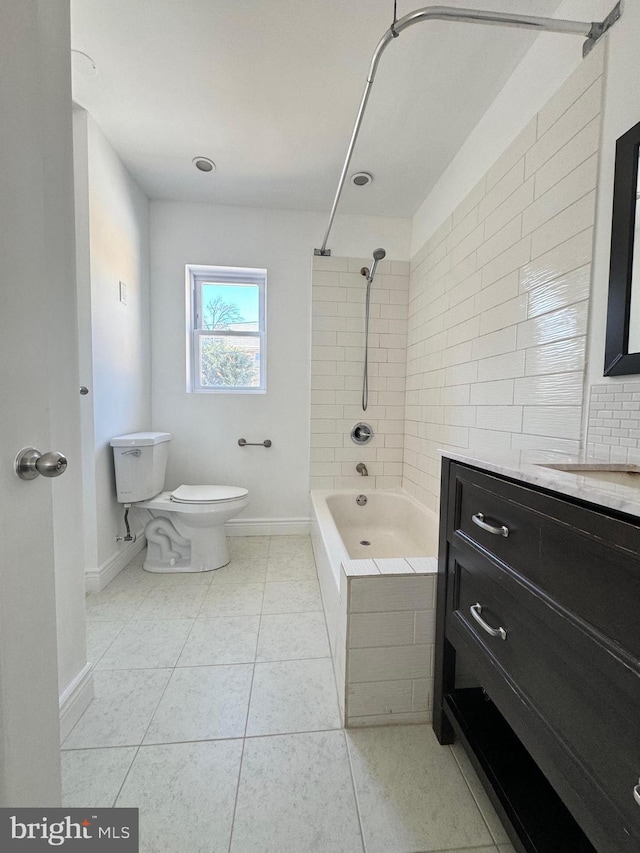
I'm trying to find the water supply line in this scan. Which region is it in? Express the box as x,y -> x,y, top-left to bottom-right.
314,2 -> 622,256
116,504 -> 137,543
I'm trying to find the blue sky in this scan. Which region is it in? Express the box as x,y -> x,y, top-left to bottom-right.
203,283 -> 258,322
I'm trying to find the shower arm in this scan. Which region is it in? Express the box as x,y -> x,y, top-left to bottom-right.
315,2 -> 622,256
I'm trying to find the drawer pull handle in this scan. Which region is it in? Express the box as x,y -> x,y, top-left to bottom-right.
634,782 -> 640,806
472,512 -> 509,538
470,603 -> 507,641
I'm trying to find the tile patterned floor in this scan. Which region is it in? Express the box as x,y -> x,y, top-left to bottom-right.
63,535 -> 513,853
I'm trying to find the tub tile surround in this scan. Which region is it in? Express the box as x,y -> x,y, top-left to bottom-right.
311,254 -> 410,491
402,43 -> 604,512
341,558 -> 437,727
68,538 -> 510,853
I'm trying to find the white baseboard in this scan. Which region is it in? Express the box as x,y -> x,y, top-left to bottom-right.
59,663 -> 94,743
226,517 -> 311,536
85,532 -> 146,593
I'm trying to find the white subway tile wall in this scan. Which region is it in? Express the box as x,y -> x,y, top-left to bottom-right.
587,382 -> 640,462
311,256 -> 410,490
402,44 -> 604,511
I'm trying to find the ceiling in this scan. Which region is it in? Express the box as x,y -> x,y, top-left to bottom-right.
70,0 -> 584,219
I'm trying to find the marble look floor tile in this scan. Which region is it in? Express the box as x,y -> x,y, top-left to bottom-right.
211,559 -> 268,585
257,612 -> 329,661
266,553 -> 317,582
246,658 -> 341,736
228,536 -> 270,557
177,616 -> 259,666
428,849 -> 497,853
61,747 -> 137,807
268,535 -> 313,557
63,669 -> 171,749
261,580 -> 322,614
200,582 -> 264,617
111,566 -> 215,589
132,585 -> 207,620
103,567 -> 159,593
116,739 -> 243,853
94,620 -> 193,670
450,741 -> 511,845
231,730 -> 363,853
85,590 -> 148,621
498,844 -> 516,853
431,848 -> 497,853
104,554 -> 217,592
85,621 -> 126,665
144,664 -> 253,744
345,725 -> 494,853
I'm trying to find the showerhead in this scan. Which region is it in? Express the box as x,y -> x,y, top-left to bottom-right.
360,248 -> 387,282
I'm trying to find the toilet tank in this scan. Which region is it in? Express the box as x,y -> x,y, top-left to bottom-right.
110,432 -> 172,503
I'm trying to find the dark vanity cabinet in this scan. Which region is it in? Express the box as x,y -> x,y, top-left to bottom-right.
434,458 -> 640,853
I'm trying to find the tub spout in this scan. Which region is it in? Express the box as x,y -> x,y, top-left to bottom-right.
356,463 -> 368,476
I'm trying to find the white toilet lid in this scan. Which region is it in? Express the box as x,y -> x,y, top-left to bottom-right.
170,484 -> 248,504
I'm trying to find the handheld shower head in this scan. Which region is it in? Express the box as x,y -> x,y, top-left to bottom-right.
368,247 -> 386,283
360,246 -> 387,412
360,248 -> 387,282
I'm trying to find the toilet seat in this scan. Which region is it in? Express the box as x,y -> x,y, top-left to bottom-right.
170,484 -> 249,504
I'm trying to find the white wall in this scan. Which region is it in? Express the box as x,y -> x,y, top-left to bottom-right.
74,110 -> 152,569
150,202 -> 409,524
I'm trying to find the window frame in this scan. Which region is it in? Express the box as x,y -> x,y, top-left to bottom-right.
186,264 -> 267,393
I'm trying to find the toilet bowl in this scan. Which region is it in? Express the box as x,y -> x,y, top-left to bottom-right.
110,432 -> 249,573
137,485 -> 249,572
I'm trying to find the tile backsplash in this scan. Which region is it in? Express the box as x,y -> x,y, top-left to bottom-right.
401,43 -> 604,512
587,381 -> 640,462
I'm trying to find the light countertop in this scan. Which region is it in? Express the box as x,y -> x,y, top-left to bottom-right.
439,449 -> 640,520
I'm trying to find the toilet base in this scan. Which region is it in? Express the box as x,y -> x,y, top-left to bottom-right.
142,560 -> 227,574
142,513 -> 232,573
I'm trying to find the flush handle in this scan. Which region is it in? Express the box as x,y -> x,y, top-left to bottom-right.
15,447 -> 68,480
634,781 -> 640,806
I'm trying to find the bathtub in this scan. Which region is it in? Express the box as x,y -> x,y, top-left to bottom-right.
314,489 -> 439,569
310,489 -> 440,727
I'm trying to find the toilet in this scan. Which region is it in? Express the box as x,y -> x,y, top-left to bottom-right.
110,431 -> 249,573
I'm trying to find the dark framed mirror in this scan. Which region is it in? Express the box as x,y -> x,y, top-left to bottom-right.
604,119 -> 640,375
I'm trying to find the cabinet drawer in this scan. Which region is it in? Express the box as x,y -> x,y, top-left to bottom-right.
449,462 -> 640,657
446,541 -> 640,847
449,463 -> 542,578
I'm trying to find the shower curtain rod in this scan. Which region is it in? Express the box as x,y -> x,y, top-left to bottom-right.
315,2 -> 622,256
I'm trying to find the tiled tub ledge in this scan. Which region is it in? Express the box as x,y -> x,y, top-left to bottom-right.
339,557 -> 438,728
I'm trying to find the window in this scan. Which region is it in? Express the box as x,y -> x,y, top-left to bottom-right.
186,264 -> 266,393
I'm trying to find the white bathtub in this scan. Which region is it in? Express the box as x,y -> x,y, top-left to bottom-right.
310,489 -> 440,727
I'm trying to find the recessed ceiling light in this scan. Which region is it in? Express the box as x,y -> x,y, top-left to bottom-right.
350,172 -> 372,187
71,50 -> 97,76
193,157 -> 216,173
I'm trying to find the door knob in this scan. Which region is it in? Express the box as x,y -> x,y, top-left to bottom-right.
15,447 -> 68,480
